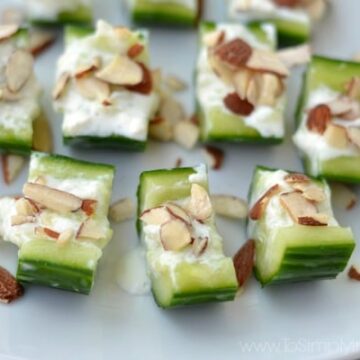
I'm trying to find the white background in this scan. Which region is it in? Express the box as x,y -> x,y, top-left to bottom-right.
0,0 -> 360,359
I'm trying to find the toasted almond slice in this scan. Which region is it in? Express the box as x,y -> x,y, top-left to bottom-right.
35,226 -> 60,240
140,206 -> 172,226
127,43 -> 144,58
192,237 -> 208,256
173,121 -> 200,150
0,266 -> 24,304
0,87 -> 23,102
246,49 -> 289,77
211,195 -> 248,219
5,49 -> 33,93
96,55 -> 143,86
165,203 -> 192,225
11,215 -> 35,226
114,26 -> 133,40
23,183 -> 83,214
0,24 -> 19,41
273,0 -> 301,7
75,57 -> 101,79
109,198 -> 135,223
188,184 -> 213,221
15,198 -> 38,217
279,191 -> 318,223
246,77 -> 259,106
160,219 -> 192,251
347,127 -> 360,148
208,51 -> 234,85
1,154 -> 26,185
203,30 -> 225,47
298,213 -> 328,226
324,124 -> 349,149
32,112 -> 53,153
202,145 -> 224,170
305,0 -> 326,20
77,219 -> 103,241
52,72 -> 70,100
149,116 -> 173,142
233,239 -> 255,287
164,74 -> 187,92
57,229 -> 74,246
126,63 -> 153,95
159,96 -> 186,124
292,183 -> 326,203
277,44 -> 311,68
224,92 -> 254,115
345,76 -> 360,100
348,265 -> 360,281
256,73 -> 283,106
151,68 -> 162,92
233,69 -> 253,100
306,104 -> 331,134
75,76 -> 110,102
214,38 -> 253,68
284,173 -> 310,184
249,184 -> 281,220
326,96 -> 358,118
81,199 -> 97,216
331,183 -> 357,210
29,30 -> 55,57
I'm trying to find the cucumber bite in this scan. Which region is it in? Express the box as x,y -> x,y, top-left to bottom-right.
53,20 -> 160,151
248,166 -> 355,286
24,0 -> 93,26
137,165 -> 238,308
0,152 -> 115,294
228,0 -> 327,47
0,25 -> 42,155
196,22 -> 287,144
128,0 -> 201,27
293,56 -> 360,183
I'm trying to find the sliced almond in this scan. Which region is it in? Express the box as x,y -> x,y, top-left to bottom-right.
188,184 -> 212,221
151,68 -> 162,92
323,124 -> 349,149
331,183 -> 357,210
11,215 -> 35,226
246,77 -> 259,106
256,73 -> 283,106
214,38 -> 253,68
279,191 -> 318,223
77,219 -> 103,241
277,44 -> 311,68
1,154 -> 26,185
37,227 -> 60,240
224,92 -> 254,116
233,239 -> 255,287
57,229 -> 74,246
345,76 -> 360,100
52,72 -> 70,100
348,265 -> 360,281
203,30 -> 225,48
173,121 -> 200,150
211,195 -> 248,219
109,198 -> 135,223
15,198 -> 38,217
292,183 -> 326,203
23,183 -> 83,214
326,97 -> 359,118
149,116 -> 173,142
202,145 -> 224,170
113,26 -> 133,41
0,24 -> 19,41
347,127 -> 360,148
75,76 -> 110,102
246,49 -> 289,77
140,206 -> 172,226
164,74 -> 187,92
306,104 -> 331,134
0,266 -> 24,304
192,237 -> 208,257
208,52 -> 234,85
96,55 -> 143,86
165,203 -> 192,225
29,30 -> 55,57
32,112 -> 53,153
6,49 -> 34,93
298,213 -> 329,226
273,0 -> 301,7
81,199 -> 97,216
127,43 -> 144,58
284,173 -> 310,184
249,184 -> 281,220
160,219 -> 192,251
0,87 -> 23,102
159,96 -> 186,124
74,57 -> 101,79
233,69 -> 253,100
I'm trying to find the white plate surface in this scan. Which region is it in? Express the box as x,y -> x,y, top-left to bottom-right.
0,1 -> 360,359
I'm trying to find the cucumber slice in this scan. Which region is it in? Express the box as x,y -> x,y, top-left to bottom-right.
248,166 -> 355,286
137,165 -> 238,308
196,22 -> 285,144
130,0 -> 200,27
294,56 -> 360,183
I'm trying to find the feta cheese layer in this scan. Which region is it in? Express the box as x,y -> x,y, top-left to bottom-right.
293,86 -> 360,176
55,20 -> 159,142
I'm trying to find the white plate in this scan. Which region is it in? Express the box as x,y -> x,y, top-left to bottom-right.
0,1 -> 360,359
